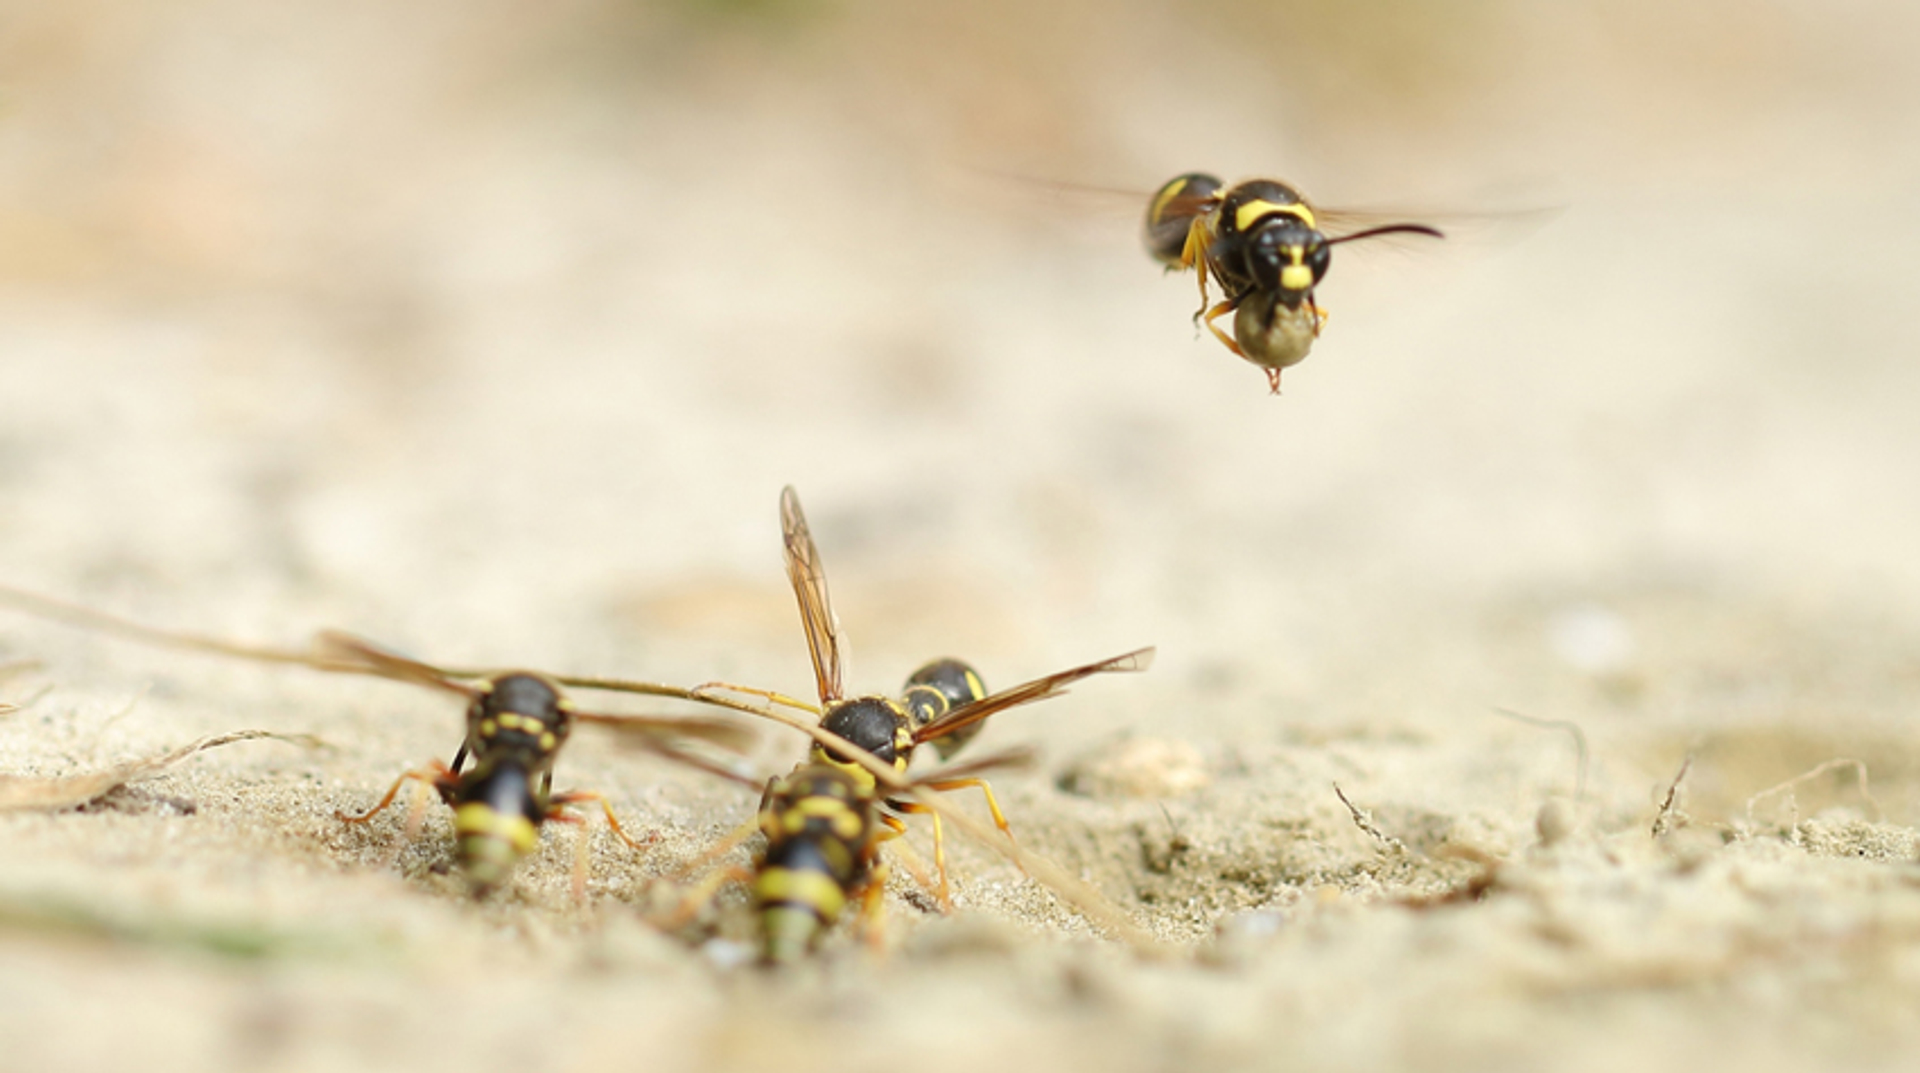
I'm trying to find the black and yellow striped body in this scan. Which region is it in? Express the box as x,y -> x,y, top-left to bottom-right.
1144,172 -> 1443,391
1145,174 -> 1335,385
447,672 -> 574,894
450,762 -> 544,894
753,764 -> 880,964
1204,180 -> 1329,312
901,658 -> 988,761
1144,172 -> 1225,267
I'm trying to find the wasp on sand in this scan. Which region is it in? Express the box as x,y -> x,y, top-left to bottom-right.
0,585 -> 755,896
1144,172 -> 1445,394
599,487 -> 1150,962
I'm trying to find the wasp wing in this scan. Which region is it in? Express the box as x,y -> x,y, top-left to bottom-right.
903,745 -> 1039,787
309,630 -> 480,699
586,721 -> 765,791
573,709 -> 757,754
780,486 -> 845,705
0,583 -> 369,674
911,647 -> 1155,748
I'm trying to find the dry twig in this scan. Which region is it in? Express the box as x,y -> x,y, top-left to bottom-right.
0,730 -> 319,812
1744,758 -> 1880,827
1652,753 -> 1694,838
1333,783 -> 1407,854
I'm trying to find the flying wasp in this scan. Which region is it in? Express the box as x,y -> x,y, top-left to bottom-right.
1145,172 -> 1444,394
0,585 -> 754,896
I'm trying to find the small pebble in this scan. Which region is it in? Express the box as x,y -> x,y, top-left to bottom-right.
1535,797 -> 1578,846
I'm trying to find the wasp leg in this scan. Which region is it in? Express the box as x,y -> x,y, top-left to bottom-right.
542,809 -> 597,903
672,816 -> 762,883
1201,301 -> 1247,357
690,681 -> 823,716
1309,296 -> 1329,337
337,761 -> 457,825
337,762 -> 456,872
874,813 -> 944,910
857,858 -> 892,956
924,776 -> 1026,884
548,789 -> 652,851
886,802 -> 952,909
655,864 -> 754,928
1180,219 -> 1216,319
1266,369 -> 1284,394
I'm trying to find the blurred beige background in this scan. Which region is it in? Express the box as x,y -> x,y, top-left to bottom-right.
3,2 -> 1920,1071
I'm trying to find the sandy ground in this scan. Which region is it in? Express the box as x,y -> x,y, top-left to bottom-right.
4,2 -> 1920,1070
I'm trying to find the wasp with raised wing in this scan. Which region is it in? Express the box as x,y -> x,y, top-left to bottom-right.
694,487 -> 1153,904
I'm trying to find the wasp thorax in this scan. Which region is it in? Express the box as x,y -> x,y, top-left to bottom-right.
817,696 -> 909,767
471,673 -> 570,764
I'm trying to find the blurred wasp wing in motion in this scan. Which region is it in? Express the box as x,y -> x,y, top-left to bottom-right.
960,169 -> 1546,395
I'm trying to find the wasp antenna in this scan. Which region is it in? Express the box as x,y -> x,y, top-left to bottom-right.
1327,223 -> 1445,245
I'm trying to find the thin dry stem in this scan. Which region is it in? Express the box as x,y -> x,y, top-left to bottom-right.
1334,783 -> 1408,855
1744,758 -> 1880,827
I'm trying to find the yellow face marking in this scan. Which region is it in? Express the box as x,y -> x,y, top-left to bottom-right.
756,867 -> 847,918
539,732 -> 557,752
479,719 -> 497,738
453,803 -> 539,856
1234,199 -> 1315,234
1280,262 -> 1314,292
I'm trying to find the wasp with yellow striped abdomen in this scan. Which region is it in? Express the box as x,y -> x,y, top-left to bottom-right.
321,634 -> 754,896
690,486 -> 1152,905
0,585 -> 755,896
1146,172 -> 1445,394
746,743 -> 1038,963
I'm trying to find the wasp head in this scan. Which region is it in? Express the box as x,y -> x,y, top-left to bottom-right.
1243,219 -> 1330,310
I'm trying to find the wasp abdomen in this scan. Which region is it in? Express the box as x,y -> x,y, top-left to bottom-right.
903,657 -> 989,760
754,766 -> 876,964
1144,172 -> 1224,266
451,763 -> 543,895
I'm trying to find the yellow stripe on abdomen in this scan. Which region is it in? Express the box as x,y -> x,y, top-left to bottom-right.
755,866 -> 848,920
